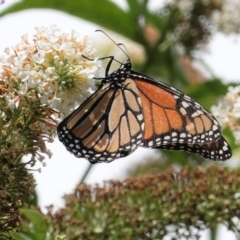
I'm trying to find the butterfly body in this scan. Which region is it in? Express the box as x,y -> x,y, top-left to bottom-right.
58,58 -> 231,163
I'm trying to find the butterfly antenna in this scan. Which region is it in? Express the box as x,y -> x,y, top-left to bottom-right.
95,30 -> 130,60
117,43 -> 130,58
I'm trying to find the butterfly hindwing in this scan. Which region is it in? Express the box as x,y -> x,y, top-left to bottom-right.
156,136 -> 231,160
57,78 -> 144,163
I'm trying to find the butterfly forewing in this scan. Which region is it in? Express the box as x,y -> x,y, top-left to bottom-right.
57,78 -> 144,163
131,76 -> 221,148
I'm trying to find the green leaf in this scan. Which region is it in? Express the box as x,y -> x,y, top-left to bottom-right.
9,232 -> 31,240
19,208 -> 47,240
0,0 -> 136,39
0,0 -> 166,44
126,0 -> 142,18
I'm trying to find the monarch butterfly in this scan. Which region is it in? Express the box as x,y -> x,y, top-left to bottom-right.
57,55 -> 231,163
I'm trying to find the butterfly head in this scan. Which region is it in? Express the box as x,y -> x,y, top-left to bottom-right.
119,59 -> 132,71
109,58 -> 132,76
101,58 -> 133,86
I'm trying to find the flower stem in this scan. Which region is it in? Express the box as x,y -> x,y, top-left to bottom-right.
79,163 -> 93,184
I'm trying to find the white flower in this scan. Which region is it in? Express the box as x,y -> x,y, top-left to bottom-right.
0,25 -> 104,164
0,25 -> 103,118
212,85 -> 240,144
211,0 -> 240,34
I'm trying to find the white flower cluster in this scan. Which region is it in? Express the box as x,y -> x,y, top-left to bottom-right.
212,86 -> 240,143
0,26 -> 104,163
0,25 -> 103,117
211,0 -> 240,34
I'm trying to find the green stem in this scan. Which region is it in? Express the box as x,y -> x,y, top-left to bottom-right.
210,225 -> 218,240
79,163 -> 93,184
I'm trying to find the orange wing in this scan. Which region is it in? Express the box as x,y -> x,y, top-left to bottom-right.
132,77 -> 221,146
130,73 -> 231,160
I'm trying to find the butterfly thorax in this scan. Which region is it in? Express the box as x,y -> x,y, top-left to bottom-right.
101,60 -> 133,89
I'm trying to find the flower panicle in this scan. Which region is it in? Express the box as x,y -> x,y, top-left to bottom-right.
0,25 -> 104,233
0,25 -> 103,164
